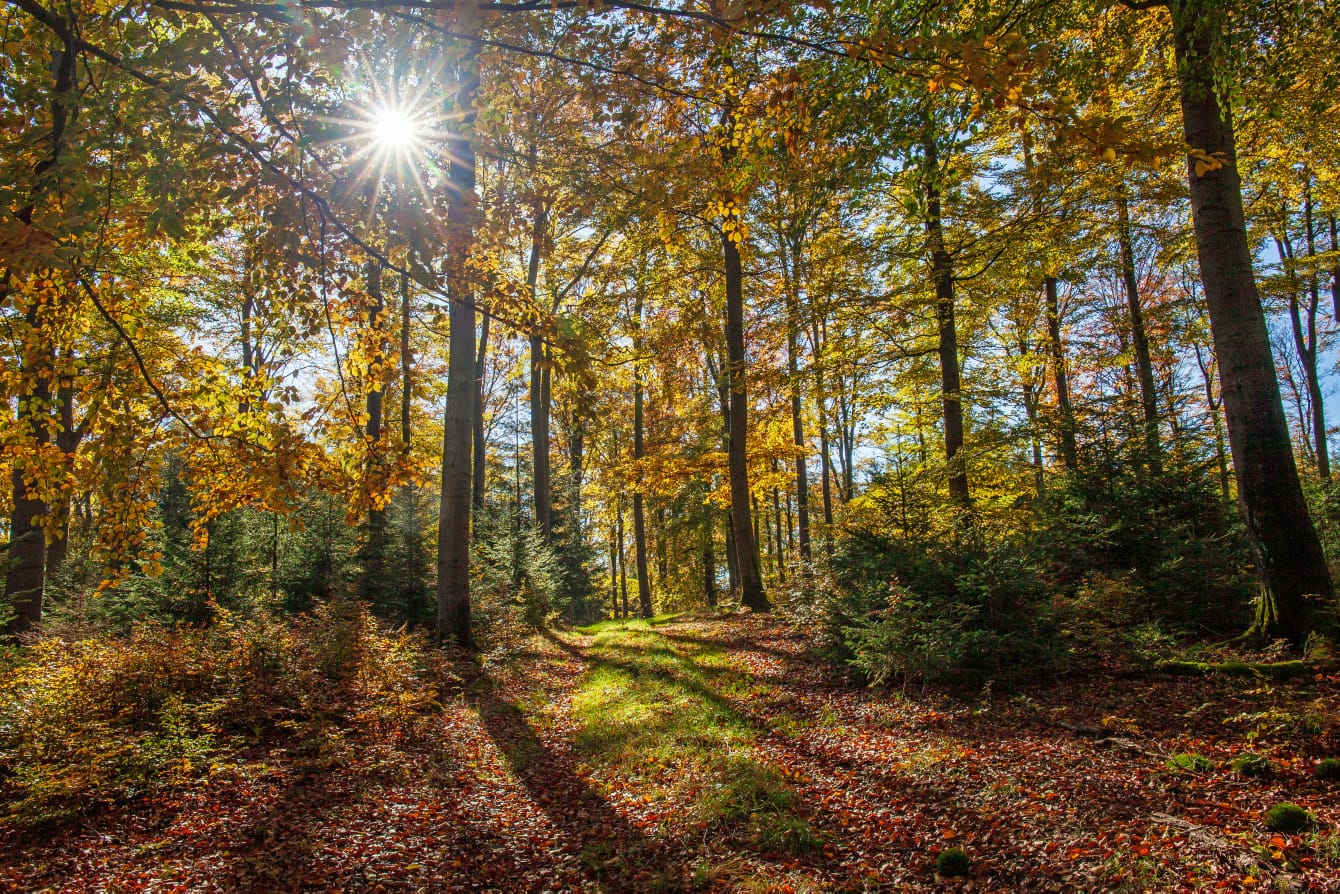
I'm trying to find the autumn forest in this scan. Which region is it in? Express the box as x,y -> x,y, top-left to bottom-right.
2,0 -> 1340,889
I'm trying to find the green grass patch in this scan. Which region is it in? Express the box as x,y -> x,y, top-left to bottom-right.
570,625 -> 814,855
574,614 -> 684,636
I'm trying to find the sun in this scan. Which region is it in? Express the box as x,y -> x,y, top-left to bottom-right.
369,105 -> 423,154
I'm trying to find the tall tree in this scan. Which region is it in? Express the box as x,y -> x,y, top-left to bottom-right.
1163,0 -> 1331,643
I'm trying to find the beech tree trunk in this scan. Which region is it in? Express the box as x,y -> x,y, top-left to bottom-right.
6,313 -> 51,638
1170,0 -> 1331,645
722,227 -> 769,611
472,313 -> 489,515
1117,188 -> 1162,473
708,355 -> 741,597
527,200 -> 552,540
616,497 -> 629,618
923,131 -> 971,509
1193,340 -> 1232,503
436,32 -> 480,649
1301,188 -> 1328,480
781,238 -> 812,562
1330,214 -> 1339,320
703,508 -> 717,608
632,290 -> 652,618
4,19 -> 76,638
1045,276 -> 1079,472
359,261 -> 389,606
1277,227 -> 1328,483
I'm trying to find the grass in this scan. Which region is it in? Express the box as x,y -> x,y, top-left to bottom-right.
568,623 -> 821,855
574,613 -> 685,636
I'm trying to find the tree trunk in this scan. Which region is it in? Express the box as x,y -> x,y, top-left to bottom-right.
782,238 -> 812,562
1302,187 -> 1328,480
1170,0 -> 1331,645
771,478 -> 785,584
1194,341 -> 1232,503
6,313 -> 51,637
401,270 -> 413,453
436,31 -> 481,649
1022,139 -> 1078,475
528,201 -> 552,540
1329,214 -> 1339,321
608,531 -> 619,618
616,497 -> 629,618
723,227 -> 769,611
1117,187 -> 1162,473
1045,276 -> 1079,472
4,18 -> 77,638
568,409 -> 585,539
1020,341 -> 1045,497
703,511 -> 717,609
45,375 -> 78,575
923,130 -> 971,509
632,289 -> 652,617
360,261 -> 388,605
472,312 -> 489,515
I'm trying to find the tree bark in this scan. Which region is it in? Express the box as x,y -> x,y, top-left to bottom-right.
1329,214 -> 1339,321
472,312 -> 489,515
1302,187 -> 1328,480
359,261 -> 389,607
722,227 -> 769,611
527,200 -> 552,540
1117,187 -> 1162,473
1045,276 -> 1079,472
1278,227 -> 1328,482
923,130 -> 971,509
703,507 -> 717,608
632,291 -> 652,618
401,270 -> 413,453
1193,340 -> 1232,503
781,238 -> 812,562
436,30 -> 481,649
4,18 -> 77,638
616,497 -> 629,618
6,307 -> 52,637
1170,0 -> 1331,645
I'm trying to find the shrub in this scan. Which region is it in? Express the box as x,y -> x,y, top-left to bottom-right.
1167,753 -> 1214,772
1036,456 -> 1253,633
1315,758 -> 1340,781
1265,803 -> 1314,833
835,530 -> 1061,687
936,847 -> 972,877
0,602 -> 437,825
1231,753 -> 1273,778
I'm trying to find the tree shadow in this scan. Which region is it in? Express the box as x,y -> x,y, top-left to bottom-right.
658,628 -> 819,667
462,661 -> 682,892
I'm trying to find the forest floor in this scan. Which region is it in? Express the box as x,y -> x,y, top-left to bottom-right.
2,614 -> 1339,892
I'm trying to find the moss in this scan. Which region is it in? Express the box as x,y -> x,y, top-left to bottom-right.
1231,753 -> 1273,778
1156,658 -> 1310,679
1314,758 -> 1340,781
936,847 -> 972,877
1167,752 -> 1214,772
1265,803 -> 1314,833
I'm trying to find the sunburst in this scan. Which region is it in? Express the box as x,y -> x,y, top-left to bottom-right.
324,69 -> 457,219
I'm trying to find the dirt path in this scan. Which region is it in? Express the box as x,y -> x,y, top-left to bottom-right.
2,615 -> 1337,892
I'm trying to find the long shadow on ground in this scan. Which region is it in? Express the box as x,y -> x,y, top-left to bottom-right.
462,653 -> 682,892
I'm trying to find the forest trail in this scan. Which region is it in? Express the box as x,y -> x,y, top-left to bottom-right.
3,615 -> 1338,892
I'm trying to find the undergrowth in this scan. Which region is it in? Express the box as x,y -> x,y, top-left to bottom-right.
0,600 -> 440,826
